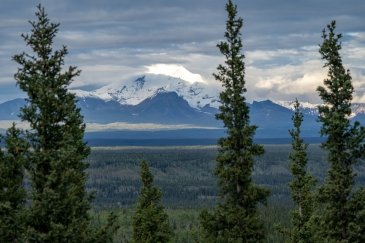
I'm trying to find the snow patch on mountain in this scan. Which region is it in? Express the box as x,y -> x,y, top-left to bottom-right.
273,100 -> 365,118
72,74 -> 221,109
350,103 -> 365,118
273,100 -> 319,116
274,100 -> 318,110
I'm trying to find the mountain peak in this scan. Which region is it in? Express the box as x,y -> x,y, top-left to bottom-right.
273,100 -> 319,110
253,99 -> 274,105
133,76 -> 146,91
71,73 -> 220,109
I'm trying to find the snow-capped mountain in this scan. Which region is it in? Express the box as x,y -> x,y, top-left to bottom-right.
72,74 -> 221,110
273,100 -> 319,116
274,100 -> 319,111
350,103 -> 365,118
3,73 -> 365,139
274,100 -> 365,118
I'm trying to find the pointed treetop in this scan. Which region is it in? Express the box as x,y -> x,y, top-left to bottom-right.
140,160 -> 153,188
24,4 -> 60,59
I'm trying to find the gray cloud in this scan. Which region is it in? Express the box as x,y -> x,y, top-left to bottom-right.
0,0 -> 364,103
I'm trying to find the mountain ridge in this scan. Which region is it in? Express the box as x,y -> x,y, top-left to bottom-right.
2,74 -> 365,139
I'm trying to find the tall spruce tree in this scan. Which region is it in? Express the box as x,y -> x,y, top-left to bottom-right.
13,5 -> 117,242
287,100 -> 315,243
132,160 -> 171,243
200,1 -> 269,242
316,20 -> 365,242
0,124 -> 28,242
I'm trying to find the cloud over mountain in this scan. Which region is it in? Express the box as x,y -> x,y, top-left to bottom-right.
0,1 -> 363,105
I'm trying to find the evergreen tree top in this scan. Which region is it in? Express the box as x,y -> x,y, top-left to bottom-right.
215,0 -> 245,95
24,5 -> 60,59
133,160 -> 171,243
13,4 -> 80,104
317,20 -> 353,116
317,20 -> 365,157
138,160 -> 163,208
140,160 -> 154,189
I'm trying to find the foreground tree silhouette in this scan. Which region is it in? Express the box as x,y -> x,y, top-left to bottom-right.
287,100 -> 315,243
200,0 -> 269,242
132,160 -> 171,243
0,125 -> 28,242
13,5 -> 117,242
316,20 -> 365,242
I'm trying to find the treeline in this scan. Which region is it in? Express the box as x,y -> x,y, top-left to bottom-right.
86,145 -> 331,208
1,0 -> 365,243
87,147 -> 218,208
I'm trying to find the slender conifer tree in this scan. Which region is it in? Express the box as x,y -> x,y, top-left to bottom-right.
13,5 -> 117,242
132,160 -> 171,243
200,1 -> 269,242
316,20 -> 365,242
287,100 -> 315,243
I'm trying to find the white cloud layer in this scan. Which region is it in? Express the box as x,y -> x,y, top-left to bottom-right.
86,122 -> 218,132
0,120 -> 218,132
146,64 -> 206,84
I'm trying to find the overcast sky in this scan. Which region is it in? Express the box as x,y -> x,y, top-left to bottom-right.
0,0 -> 364,103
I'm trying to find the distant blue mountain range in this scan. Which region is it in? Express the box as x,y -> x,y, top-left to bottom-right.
2,91 -> 365,140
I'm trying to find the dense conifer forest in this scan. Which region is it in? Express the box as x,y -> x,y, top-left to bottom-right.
86,145 -> 365,242
87,145 -> 329,208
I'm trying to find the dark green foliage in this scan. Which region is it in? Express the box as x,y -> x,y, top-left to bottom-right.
89,212 -> 120,243
13,5 -> 117,242
87,147 -> 218,208
90,205 -> 293,243
200,1 -> 269,242
83,145 -> 365,242
85,145 -> 330,208
132,160 -> 172,243
316,20 -> 365,242
286,100 -> 315,242
0,124 -> 28,242
92,208 -> 202,243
